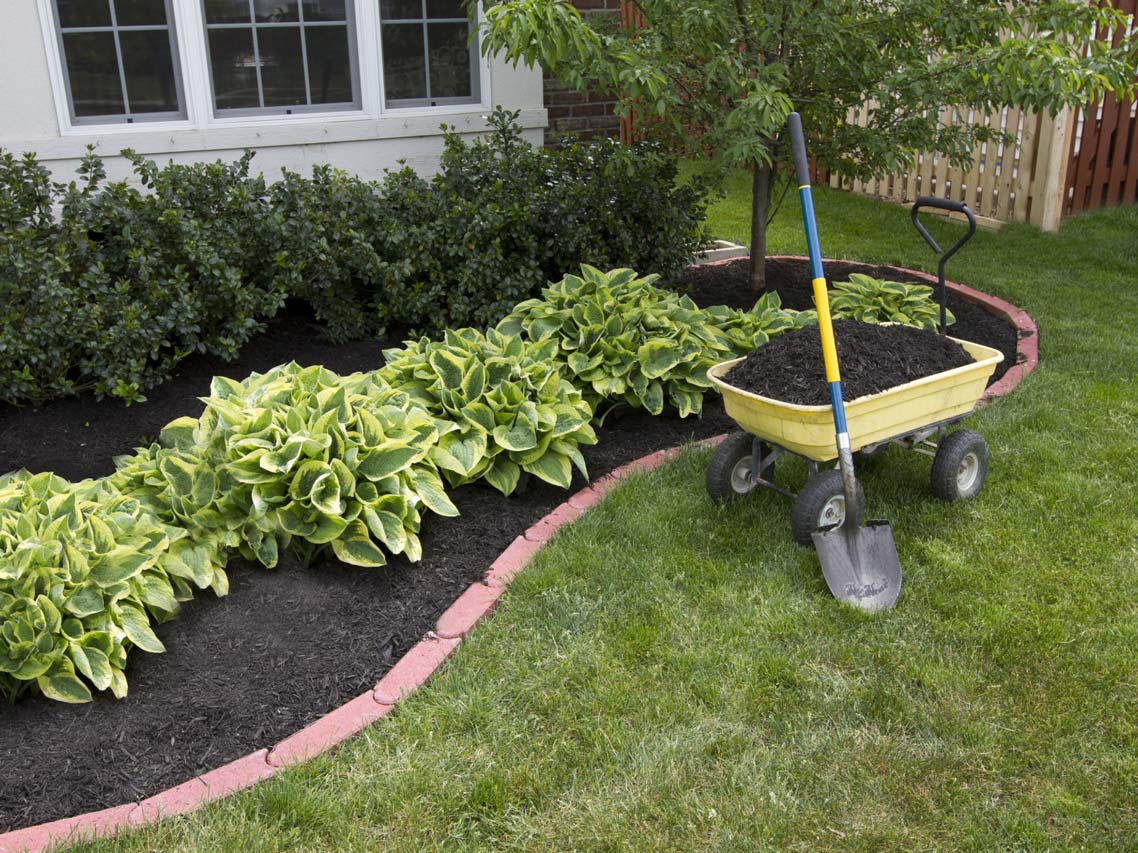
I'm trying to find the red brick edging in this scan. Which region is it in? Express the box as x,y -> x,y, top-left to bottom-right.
0,441 -> 719,853
0,267 -> 1035,852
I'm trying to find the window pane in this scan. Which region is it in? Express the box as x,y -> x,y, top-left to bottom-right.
305,25 -> 353,104
426,0 -> 465,18
56,0 -> 112,28
113,0 -> 168,26
208,28 -> 261,108
257,27 -> 306,106
380,0 -> 422,21
427,22 -> 470,99
62,32 -> 124,116
119,30 -> 179,113
203,0 -> 251,24
252,0 -> 298,22
302,0 -> 347,22
382,23 -> 426,100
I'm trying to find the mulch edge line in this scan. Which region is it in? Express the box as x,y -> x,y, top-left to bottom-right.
0,264 -> 1037,852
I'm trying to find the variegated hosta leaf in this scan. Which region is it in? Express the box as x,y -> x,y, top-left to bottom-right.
379,328 -> 596,495
0,471 -> 186,703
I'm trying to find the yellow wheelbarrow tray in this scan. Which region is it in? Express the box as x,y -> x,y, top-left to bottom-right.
707,334 -> 1004,463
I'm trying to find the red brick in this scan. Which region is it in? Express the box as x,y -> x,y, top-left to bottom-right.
0,803 -> 137,853
523,518 -> 555,542
130,778 -> 208,825
567,486 -> 601,511
267,692 -> 394,768
485,535 -> 542,587
374,635 -> 461,705
197,749 -> 277,800
435,582 -> 504,639
572,103 -> 612,117
541,500 -> 585,531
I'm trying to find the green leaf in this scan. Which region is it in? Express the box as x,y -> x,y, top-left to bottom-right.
525,451 -> 573,489
37,667 -> 93,704
91,547 -> 151,587
483,457 -> 522,496
331,521 -> 387,567
116,603 -> 166,654
493,421 -> 538,452
409,467 -> 459,517
158,454 -> 196,497
637,340 -> 685,379
357,444 -> 422,480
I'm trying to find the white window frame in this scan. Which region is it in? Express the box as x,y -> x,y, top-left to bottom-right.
36,0 -> 492,138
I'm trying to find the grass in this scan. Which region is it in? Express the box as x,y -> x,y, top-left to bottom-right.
69,180 -> 1138,851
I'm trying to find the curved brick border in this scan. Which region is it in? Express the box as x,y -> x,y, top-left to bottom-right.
0,268 -> 1036,852
0,439 -> 721,853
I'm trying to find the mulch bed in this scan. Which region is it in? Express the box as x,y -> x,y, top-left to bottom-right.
0,257 -> 1018,832
678,257 -> 1019,388
723,320 -> 974,405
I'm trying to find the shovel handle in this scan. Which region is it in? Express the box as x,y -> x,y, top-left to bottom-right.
788,112 -> 861,521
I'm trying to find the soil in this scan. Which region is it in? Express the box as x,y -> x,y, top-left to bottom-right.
678,257 -> 1020,388
0,258 -> 1022,832
723,319 -> 974,405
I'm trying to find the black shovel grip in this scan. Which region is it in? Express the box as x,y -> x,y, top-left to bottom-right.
788,112 -> 810,187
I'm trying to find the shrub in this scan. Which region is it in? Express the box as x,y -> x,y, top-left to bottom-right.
499,266 -> 735,418
700,291 -> 809,357
141,364 -> 459,569
827,273 -> 955,331
0,471 -> 191,703
379,328 -> 596,495
0,149 -> 285,405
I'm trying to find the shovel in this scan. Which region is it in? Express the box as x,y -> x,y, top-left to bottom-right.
787,112 -> 901,611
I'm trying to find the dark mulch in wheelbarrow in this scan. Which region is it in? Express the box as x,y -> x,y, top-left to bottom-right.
0,305 -> 735,833
723,319 -> 974,405
678,257 -> 1020,388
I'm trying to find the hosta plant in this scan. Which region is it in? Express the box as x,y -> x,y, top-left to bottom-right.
701,291 -> 807,357
158,363 -> 459,569
0,471 -> 187,703
379,328 -> 596,495
498,266 -> 732,419
828,273 -> 954,331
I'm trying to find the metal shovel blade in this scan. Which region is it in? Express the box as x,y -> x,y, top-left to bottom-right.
811,520 -> 902,611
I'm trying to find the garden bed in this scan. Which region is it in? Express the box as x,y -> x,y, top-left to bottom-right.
0,258 -> 1023,833
0,308 -> 735,832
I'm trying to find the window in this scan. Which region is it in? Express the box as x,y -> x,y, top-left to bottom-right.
202,0 -> 359,114
379,0 -> 479,108
50,0 -> 185,124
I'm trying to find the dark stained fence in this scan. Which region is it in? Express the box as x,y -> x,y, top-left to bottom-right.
1064,0 -> 1138,215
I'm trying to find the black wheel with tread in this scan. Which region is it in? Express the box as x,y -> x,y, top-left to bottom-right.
790,468 -> 865,546
706,431 -> 775,504
930,429 -> 988,501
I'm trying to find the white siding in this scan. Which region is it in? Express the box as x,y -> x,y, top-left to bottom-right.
0,0 -> 547,183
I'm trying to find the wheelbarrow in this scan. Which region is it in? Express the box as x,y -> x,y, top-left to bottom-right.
705,198 -> 1004,546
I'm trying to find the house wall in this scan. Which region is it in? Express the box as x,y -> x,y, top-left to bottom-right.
0,1 -> 547,183
543,0 -> 623,146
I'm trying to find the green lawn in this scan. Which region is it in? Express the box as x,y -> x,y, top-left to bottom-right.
71,181 -> 1138,851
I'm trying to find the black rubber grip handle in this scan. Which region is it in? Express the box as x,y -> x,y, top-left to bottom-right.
788,112 -> 810,187
915,195 -> 967,214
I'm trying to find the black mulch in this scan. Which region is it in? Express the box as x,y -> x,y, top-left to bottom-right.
0,258 -> 1019,831
678,257 -> 1021,388
723,320 -> 974,406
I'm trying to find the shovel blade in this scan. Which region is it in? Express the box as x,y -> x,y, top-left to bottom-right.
811,520 -> 901,611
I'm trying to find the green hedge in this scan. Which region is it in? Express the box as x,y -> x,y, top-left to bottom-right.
0,110 -> 708,405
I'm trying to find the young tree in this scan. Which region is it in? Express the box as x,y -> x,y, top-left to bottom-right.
479,0 -> 1138,293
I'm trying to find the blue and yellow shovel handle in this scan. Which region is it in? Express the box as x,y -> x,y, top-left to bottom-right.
788,112 -> 849,447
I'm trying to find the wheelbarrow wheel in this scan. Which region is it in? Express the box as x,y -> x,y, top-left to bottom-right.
790,468 -> 866,546
930,429 -> 988,501
706,431 -> 774,503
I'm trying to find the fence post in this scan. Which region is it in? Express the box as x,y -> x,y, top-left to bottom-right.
1030,107 -> 1076,232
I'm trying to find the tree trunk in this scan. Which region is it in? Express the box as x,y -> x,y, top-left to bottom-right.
748,165 -> 771,295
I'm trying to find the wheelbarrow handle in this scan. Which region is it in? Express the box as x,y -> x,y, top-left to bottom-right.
910,197 -> 977,335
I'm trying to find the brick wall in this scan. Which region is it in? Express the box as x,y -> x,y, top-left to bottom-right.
542,0 -> 624,146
